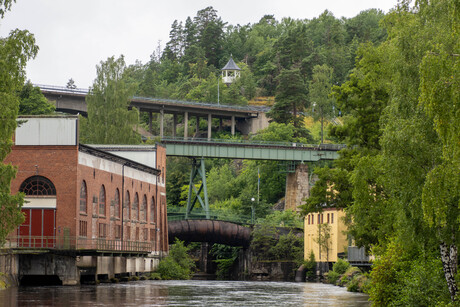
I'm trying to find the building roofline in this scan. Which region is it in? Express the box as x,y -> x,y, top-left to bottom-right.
79,144 -> 161,176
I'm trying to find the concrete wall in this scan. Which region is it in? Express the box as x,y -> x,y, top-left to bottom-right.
0,253 -> 19,287
285,164 -> 310,212
13,252 -> 162,285
236,113 -> 270,135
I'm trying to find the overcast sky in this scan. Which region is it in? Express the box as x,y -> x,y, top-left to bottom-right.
0,0 -> 397,89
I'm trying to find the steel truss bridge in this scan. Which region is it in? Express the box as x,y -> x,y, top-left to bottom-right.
161,137 -> 345,220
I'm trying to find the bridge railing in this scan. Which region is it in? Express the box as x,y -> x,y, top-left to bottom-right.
167,207 -> 252,225
3,236 -> 153,252
161,136 -> 347,151
36,84 -> 269,112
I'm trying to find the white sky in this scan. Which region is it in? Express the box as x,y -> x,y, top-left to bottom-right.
0,0 -> 397,89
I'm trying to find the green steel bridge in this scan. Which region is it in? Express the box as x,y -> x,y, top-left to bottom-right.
161,137 -> 345,222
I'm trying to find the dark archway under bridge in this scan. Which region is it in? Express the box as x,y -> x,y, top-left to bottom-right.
168,219 -> 252,247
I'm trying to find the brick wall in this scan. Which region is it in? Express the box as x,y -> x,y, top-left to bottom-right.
6,145 -> 79,237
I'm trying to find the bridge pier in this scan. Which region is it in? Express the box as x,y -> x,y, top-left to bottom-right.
173,114 -> 177,137
160,109 -> 164,138
184,112 -> 189,139
285,163 -> 311,212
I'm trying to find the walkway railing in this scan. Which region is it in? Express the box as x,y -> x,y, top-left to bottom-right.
36,84 -> 269,112
167,207 -> 251,225
4,236 -> 153,252
161,136 -> 347,151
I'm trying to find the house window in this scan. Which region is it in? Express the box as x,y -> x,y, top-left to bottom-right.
321,214 -> 324,224
20,175 -> 56,196
150,196 -> 155,223
114,188 -> 120,218
133,193 -> 139,220
317,214 -> 320,224
80,181 -> 87,213
124,191 -> 130,220
115,225 -> 121,239
331,213 -> 334,224
327,213 -> 330,224
307,215 -> 310,225
136,227 -> 140,241
126,226 -> 131,240
150,229 -> 155,242
79,220 -> 87,237
98,223 -> 107,238
141,195 -> 147,222
143,229 -> 148,241
99,185 -> 106,216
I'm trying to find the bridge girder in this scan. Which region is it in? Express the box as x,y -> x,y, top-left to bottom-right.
168,219 -> 252,247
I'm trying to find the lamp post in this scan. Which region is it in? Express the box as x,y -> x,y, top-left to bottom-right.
251,197 -> 255,224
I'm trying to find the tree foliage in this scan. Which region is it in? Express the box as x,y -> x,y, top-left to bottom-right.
18,81 -> 55,115
80,55 -> 141,144
0,1 -> 38,244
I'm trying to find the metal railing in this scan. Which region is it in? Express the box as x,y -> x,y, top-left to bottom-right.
161,136 -> 347,151
36,84 -> 270,112
3,236 -> 153,252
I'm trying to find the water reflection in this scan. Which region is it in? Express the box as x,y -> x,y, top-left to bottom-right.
0,280 -> 370,306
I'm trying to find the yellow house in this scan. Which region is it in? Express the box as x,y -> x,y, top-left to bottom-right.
304,208 -> 348,263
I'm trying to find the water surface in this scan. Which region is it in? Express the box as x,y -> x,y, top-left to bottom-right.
0,280 -> 370,306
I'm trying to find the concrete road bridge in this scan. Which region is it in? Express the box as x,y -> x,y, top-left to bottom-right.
38,84 -> 269,138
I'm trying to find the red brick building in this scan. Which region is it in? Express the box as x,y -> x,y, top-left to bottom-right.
6,115 -> 168,256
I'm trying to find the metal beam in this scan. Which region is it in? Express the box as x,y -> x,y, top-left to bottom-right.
185,158 -> 210,219
163,141 -> 342,162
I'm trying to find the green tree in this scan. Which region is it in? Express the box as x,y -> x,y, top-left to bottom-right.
418,0 -> 460,300
309,64 -> 335,144
0,0 -> 38,244
267,67 -> 308,130
80,55 -> 141,144
18,81 -> 55,115
315,223 -> 331,262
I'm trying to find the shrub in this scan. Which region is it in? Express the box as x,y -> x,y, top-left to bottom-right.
304,251 -> 316,281
155,239 -> 195,280
326,270 -> 341,284
332,258 -> 350,275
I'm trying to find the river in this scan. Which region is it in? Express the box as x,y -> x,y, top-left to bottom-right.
0,280 -> 370,306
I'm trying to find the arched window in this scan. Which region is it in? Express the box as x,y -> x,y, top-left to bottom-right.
124,191 -> 130,220
80,181 -> 87,213
114,188 -> 120,218
99,185 -> 106,216
133,193 -> 139,220
141,195 -> 147,222
20,175 -> 56,196
150,196 -> 155,223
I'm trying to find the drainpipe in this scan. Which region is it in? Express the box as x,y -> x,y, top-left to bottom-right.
121,163 -> 125,250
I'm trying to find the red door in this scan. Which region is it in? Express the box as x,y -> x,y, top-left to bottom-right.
18,209 -> 55,248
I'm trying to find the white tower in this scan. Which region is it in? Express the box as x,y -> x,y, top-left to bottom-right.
221,55 -> 241,86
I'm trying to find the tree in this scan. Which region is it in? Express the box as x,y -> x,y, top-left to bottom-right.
80,55 -> 141,144
267,67 -> 308,130
315,223 -> 331,262
18,81 -> 55,115
0,0 -> 39,244
309,64 -> 335,144
418,0 -> 460,300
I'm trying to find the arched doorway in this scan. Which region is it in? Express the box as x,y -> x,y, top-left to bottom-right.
18,176 -> 57,248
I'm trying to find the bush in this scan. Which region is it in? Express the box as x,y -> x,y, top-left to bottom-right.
332,258 -> 350,275
155,239 -> 195,280
326,270 -> 341,284
304,251 -> 316,281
